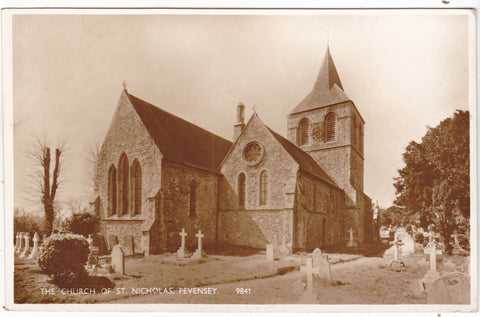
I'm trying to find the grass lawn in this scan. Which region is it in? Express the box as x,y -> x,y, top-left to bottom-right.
14,253 -> 298,304
13,243 -> 469,305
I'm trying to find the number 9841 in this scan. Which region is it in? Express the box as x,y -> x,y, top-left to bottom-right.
235,288 -> 251,295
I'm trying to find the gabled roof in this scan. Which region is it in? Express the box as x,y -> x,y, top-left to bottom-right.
266,126 -> 339,188
126,92 -> 232,174
290,47 -> 350,115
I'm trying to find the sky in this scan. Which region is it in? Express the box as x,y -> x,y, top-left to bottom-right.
11,10 -> 472,212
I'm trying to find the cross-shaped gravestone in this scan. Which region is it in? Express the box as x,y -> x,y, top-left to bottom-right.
346,228 -> 358,247
388,236 -> 405,270
177,228 -> 188,259
419,240 -> 441,292
87,234 -> 93,247
300,258 -> 320,293
28,232 -> 40,259
191,230 -> 204,259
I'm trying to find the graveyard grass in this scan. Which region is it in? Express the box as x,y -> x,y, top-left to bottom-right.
13,242 -> 470,304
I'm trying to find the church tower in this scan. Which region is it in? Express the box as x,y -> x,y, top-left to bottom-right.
287,47 -> 372,243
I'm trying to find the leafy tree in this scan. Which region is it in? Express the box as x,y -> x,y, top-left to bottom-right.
63,212 -> 99,237
394,110 -> 469,253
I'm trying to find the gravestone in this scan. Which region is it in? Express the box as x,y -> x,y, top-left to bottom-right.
311,248 -> 332,285
346,228 -> 358,248
299,257 -> 320,303
388,237 -> 405,271
278,235 -> 291,257
107,234 -> 118,251
20,233 -> 31,258
191,230 -> 204,260
427,272 -> 470,304
111,245 -> 125,275
93,233 -> 108,255
420,241 -> 440,292
266,244 -> 274,262
123,235 -> 135,256
177,228 -> 187,259
395,231 -> 415,256
28,232 -> 40,259
14,233 -> 21,253
87,234 -> 93,247
15,233 -> 23,254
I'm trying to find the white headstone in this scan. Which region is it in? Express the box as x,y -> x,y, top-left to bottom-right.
191,230 -> 204,260
266,244 -> 274,261
177,228 -> 187,258
395,231 -> 415,256
346,228 -> 358,247
15,233 -> 24,255
420,241 -> 440,292
300,258 -> 320,293
14,233 -> 21,253
311,248 -> 332,285
111,245 -> 125,275
87,234 -> 93,246
28,232 -> 40,259
20,233 -> 31,258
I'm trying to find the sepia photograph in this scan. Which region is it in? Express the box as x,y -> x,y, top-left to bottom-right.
3,7 -> 476,312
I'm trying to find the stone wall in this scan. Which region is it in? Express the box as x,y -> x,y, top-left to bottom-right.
161,161 -> 219,252
293,171 -> 345,251
95,90 -> 163,254
218,114 -> 298,248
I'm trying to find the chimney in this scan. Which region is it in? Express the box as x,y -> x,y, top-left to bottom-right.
233,102 -> 245,140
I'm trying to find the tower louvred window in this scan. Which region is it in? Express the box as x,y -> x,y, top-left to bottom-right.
325,112 -> 336,142
297,118 -> 310,146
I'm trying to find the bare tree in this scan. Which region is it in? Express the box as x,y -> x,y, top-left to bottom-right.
26,136 -> 66,236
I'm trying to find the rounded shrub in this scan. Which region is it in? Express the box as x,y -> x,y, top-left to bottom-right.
38,233 -> 90,286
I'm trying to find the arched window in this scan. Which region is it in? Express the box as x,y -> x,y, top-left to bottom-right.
237,173 -> 246,207
130,159 -> 142,216
118,152 -> 129,216
189,181 -> 196,217
324,112 -> 336,142
107,164 -> 117,217
259,170 -> 268,206
297,118 -> 310,146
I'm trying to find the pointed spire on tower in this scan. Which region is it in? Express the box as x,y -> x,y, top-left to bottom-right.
290,46 -> 350,115
313,46 -> 344,91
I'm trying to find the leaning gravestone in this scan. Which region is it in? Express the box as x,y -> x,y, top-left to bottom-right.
111,245 -> 125,275
123,235 -> 135,256
427,272 -> 470,304
107,234 -> 118,251
311,248 -> 333,286
93,233 -> 108,255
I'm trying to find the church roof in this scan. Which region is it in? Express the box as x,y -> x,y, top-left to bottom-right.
290,47 -> 351,115
126,92 -> 232,174
266,126 -> 339,188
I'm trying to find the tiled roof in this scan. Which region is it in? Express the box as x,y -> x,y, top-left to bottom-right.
127,92 -> 232,174
266,127 -> 339,188
291,47 -> 350,115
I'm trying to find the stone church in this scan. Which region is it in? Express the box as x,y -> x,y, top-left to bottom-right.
93,47 -> 374,255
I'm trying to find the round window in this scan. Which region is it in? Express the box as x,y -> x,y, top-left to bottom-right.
243,141 -> 265,166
